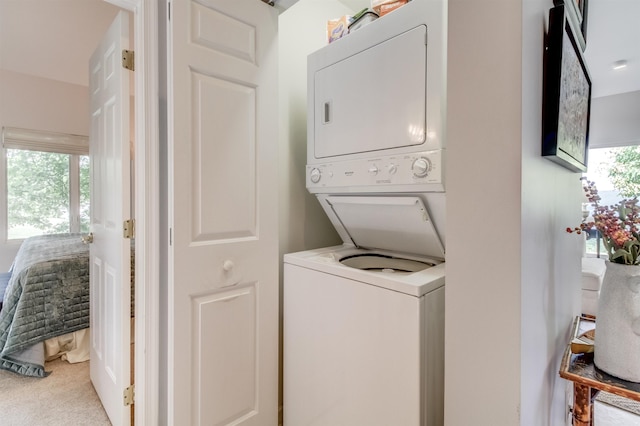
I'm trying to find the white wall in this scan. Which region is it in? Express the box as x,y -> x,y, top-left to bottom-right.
589,90 -> 640,148
0,69 -> 89,271
520,1 -> 583,424
446,0 -> 582,425
0,0 -> 120,88
0,69 -> 89,136
445,0 -> 523,423
278,0 -> 349,259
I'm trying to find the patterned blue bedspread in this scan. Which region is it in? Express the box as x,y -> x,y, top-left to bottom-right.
0,234 -> 89,377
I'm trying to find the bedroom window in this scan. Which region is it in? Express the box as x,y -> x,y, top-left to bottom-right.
6,150 -> 89,239
2,127 -> 89,241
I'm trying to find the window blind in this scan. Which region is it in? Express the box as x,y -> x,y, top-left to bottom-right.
2,127 -> 89,155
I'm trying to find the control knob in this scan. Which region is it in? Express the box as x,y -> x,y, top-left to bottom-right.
368,165 -> 379,175
310,168 -> 321,184
412,157 -> 431,178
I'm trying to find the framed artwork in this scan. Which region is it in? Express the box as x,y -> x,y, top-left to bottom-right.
553,0 -> 589,51
542,4 -> 592,173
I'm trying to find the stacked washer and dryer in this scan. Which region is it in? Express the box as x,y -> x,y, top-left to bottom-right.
283,1 -> 447,425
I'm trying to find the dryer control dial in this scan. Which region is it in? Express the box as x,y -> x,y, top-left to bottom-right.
368,165 -> 379,175
310,167 -> 322,183
412,158 -> 431,178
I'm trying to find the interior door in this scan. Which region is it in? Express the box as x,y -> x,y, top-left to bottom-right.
89,10 -> 132,426
167,0 -> 279,424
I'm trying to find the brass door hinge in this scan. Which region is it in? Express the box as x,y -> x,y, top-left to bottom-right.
122,50 -> 135,71
123,219 -> 135,239
123,384 -> 135,406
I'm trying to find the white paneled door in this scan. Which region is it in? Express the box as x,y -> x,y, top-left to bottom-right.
167,0 -> 279,424
89,10 -> 132,426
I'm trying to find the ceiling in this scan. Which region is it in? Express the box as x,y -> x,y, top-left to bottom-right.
584,0 -> 640,98
0,0 -> 120,87
0,0 -> 638,98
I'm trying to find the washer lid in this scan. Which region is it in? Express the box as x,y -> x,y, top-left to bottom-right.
323,195 -> 445,260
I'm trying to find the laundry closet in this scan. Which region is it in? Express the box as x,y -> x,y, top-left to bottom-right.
281,0 -> 447,424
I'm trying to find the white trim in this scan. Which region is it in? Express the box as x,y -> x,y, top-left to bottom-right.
0,142 -> 6,244
136,1 -> 160,424
106,0 -> 160,424
69,155 -> 80,232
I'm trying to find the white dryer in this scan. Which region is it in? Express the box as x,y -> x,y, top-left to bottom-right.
283,195 -> 445,426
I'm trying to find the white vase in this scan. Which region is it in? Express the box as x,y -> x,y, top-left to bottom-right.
594,261 -> 640,382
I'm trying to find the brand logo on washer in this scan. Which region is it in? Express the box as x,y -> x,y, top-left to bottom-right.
344,171 -> 354,176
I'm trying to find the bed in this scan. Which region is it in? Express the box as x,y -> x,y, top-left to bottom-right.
0,234 -> 108,377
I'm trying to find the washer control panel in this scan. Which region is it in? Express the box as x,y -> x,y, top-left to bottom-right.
306,150 -> 443,193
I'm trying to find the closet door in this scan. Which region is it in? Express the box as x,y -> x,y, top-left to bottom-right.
166,0 -> 279,424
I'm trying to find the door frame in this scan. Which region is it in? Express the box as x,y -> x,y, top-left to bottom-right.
104,1 -> 160,424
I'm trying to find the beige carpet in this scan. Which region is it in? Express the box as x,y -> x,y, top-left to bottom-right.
0,358 -> 110,425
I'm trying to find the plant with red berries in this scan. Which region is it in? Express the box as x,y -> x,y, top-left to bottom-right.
567,179 -> 640,265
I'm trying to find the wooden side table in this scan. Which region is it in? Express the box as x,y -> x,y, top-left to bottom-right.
559,316 -> 640,425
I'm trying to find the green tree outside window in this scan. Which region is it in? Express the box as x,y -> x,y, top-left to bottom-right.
6,149 -> 89,239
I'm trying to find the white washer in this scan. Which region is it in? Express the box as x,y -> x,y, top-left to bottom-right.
283,195 -> 445,426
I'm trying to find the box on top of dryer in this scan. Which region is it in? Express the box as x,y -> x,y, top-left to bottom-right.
372,0 -> 410,16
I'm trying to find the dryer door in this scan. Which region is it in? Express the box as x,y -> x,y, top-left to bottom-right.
322,195 -> 445,260
312,25 -> 427,159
